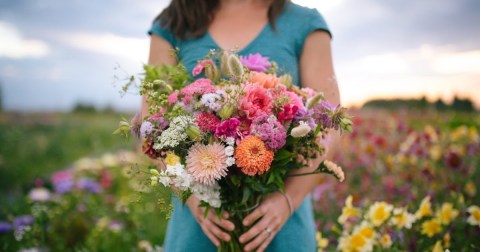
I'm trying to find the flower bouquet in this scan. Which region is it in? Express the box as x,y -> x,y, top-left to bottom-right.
115,50 -> 352,251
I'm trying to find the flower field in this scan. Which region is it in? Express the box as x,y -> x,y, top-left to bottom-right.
0,109 -> 478,251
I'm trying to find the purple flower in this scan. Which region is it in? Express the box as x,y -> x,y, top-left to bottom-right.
54,180 -> 74,194
77,178 -> 102,193
13,215 -> 34,229
312,101 -> 337,129
0,222 -> 13,233
140,121 -> 154,139
240,53 -> 272,72
294,108 -> 317,130
251,114 -> 286,150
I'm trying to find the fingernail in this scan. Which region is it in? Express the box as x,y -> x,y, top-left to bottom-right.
243,220 -> 248,226
229,223 -> 235,230
239,236 -> 244,243
225,235 -> 231,241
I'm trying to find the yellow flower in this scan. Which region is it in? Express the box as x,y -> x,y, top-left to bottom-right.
432,240 -> 443,252
338,195 -> 360,224
367,201 -> 393,227
338,233 -> 373,252
421,218 -> 442,237
450,125 -> 468,142
355,222 -> 376,240
467,205 -> 480,227
436,203 -> 459,225
425,125 -> 439,142
316,231 -> 329,251
465,181 -> 477,197
165,152 -> 180,166
469,127 -> 479,142
415,196 -> 433,219
379,234 -> 392,249
391,208 -> 416,229
428,145 -> 442,161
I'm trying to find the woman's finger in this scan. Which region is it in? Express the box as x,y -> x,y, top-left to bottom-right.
243,226 -> 274,252
239,213 -> 273,244
242,204 -> 268,227
208,210 -> 235,231
256,229 -> 275,252
200,222 -> 220,247
204,218 -> 231,242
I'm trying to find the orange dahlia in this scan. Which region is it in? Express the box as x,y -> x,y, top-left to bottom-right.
234,136 -> 274,176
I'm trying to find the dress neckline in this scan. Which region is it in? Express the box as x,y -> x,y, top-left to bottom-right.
206,22 -> 270,54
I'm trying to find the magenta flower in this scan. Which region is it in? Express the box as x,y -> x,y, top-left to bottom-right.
168,91 -> 179,106
240,53 -> 272,72
215,118 -> 241,138
195,112 -> 221,133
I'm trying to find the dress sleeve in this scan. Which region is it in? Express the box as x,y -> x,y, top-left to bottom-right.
148,20 -> 177,47
306,9 -> 331,39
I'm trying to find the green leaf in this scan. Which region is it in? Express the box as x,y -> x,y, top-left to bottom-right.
274,149 -> 294,162
241,187 -> 251,204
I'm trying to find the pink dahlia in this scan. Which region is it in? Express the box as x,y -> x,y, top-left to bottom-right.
186,143 -> 229,185
195,112 -> 220,133
240,53 -> 271,72
285,90 -> 305,110
180,78 -> 216,104
239,83 -> 272,120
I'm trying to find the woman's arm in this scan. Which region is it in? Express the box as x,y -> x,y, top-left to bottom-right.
239,30 -> 340,252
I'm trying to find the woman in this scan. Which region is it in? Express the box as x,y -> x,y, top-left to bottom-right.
145,0 -> 340,251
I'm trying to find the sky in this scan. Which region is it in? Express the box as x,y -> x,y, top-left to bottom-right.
0,0 -> 479,112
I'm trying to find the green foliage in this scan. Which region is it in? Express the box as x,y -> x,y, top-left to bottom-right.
363,96 -> 477,112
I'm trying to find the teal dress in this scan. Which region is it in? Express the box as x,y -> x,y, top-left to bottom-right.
148,3 -> 331,252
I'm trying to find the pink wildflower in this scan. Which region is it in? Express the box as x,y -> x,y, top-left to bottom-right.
239,83 -> 272,120
285,90 -> 305,110
240,53 -> 272,72
195,112 -> 221,133
180,78 -> 216,104
168,91 -> 179,106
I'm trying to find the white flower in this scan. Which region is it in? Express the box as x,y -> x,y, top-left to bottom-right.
191,182 -> 221,208
291,121 -> 311,138
225,137 -> 235,146
28,188 -> 51,202
201,93 -> 222,111
226,157 -> 236,166
158,171 -> 171,187
224,146 -> 234,156
324,160 -> 345,182
165,163 -> 185,177
155,116 -> 194,149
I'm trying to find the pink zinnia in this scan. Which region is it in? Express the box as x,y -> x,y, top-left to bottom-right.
215,118 -> 240,138
195,112 -> 221,133
180,78 -> 216,104
239,83 -> 272,120
186,143 -> 229,185
240,53 -> 272,72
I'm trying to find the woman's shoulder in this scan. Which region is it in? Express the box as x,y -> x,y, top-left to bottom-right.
279,2 -> 331,38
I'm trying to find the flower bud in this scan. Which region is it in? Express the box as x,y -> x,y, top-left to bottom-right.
149,169 -> 160,176
186,125 -> 203,141
306,92 -> 325,109
279,74 -> 293,88
220,51 -> 230,76
150,176 -> 158,186
219,103 -> 235,120
227,54 -> 244,77
205,62 -> 220,82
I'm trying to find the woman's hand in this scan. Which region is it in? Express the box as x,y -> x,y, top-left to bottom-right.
186,195 -> 235,247
239,192 -> 292,252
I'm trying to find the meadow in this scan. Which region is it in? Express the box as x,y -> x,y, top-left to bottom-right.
0,109 -> 478,251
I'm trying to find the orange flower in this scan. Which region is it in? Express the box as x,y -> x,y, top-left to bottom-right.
249,71 -> 281,89
234,136 -> 274,176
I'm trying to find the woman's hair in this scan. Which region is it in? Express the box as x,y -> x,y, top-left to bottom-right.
154,0 -> 288,40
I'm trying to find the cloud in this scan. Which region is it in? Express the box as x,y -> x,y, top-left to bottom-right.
61,32 -> 149,62
0,21 -> 50,59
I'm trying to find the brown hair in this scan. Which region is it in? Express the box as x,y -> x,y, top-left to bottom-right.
154,0 -> 288,40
